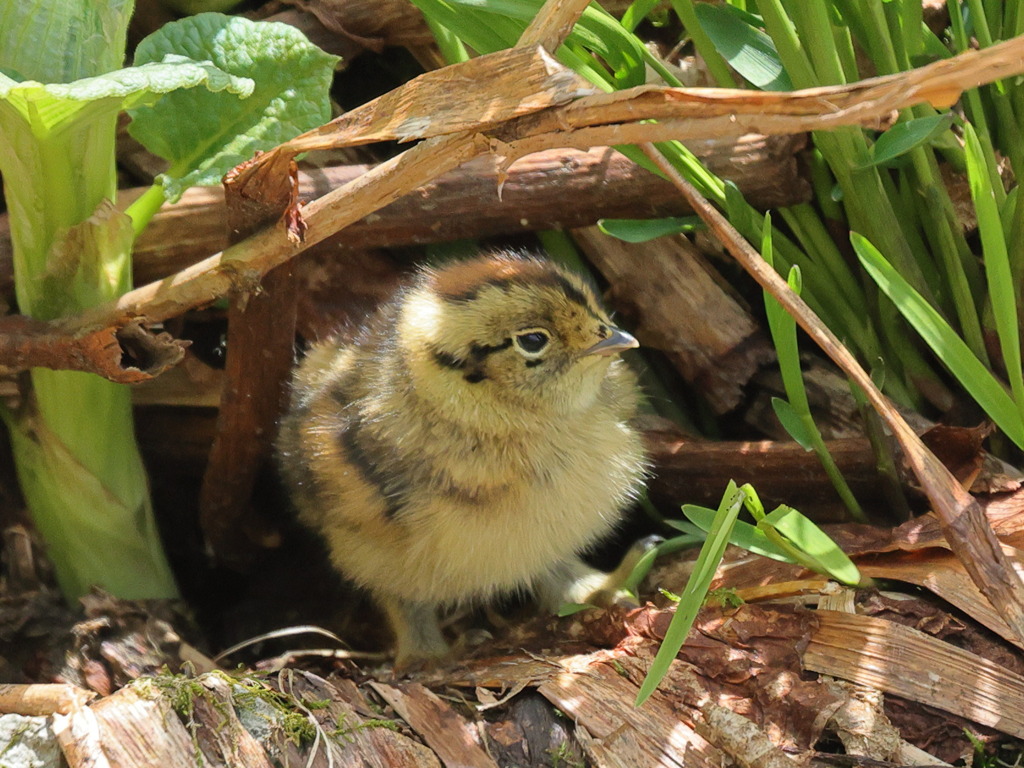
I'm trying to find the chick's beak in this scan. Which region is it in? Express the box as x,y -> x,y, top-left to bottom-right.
581,327 -> 639,357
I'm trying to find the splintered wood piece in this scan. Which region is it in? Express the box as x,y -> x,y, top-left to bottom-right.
57,685 -> 200,768
369,682 -> 497,768
288,673 -> 442,768
482,692 -> 582,767
859,547 -> 1024,650
188,676 -> 277,768
804,611 -> 1024,738
575,227 -> 773,413
282,46 -> 594,153
535,659 -> 724,768
0,684 -> 96,716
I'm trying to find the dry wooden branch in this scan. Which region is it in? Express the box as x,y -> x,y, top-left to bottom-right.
0,684 -> 95,716
0,137 -> 806,296
10,37 -> 1024,383
636,143 -> 1024,647
518,0 -> 593,50
197,156 -> 300,567
0,316 -> 186,383
277,36 -> 1024,155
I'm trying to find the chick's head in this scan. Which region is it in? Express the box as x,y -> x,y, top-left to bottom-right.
398,252 -> 637,422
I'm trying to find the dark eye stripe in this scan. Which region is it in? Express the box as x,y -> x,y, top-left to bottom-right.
469,338 -> 512,360
431,349 -> 465,371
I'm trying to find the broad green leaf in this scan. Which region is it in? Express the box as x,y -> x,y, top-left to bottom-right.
0,0 -> 133,83
771,398 -> 814,449
761,506 -> 861,584
128,13 -> 339,200
0,60 -> 252,134
860,113 -> 955,169
598,216 -> 702,242
693,3 -> 792,90
853,233 -> 1024,448
636,482 -> 743,705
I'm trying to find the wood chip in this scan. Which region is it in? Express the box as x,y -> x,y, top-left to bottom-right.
536,657 -> 724,768
0,684 -> 95,716
370,682 -> 498,768
804,610 -> 1024,738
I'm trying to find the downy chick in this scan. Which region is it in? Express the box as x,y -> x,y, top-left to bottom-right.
276,250 -> 647,669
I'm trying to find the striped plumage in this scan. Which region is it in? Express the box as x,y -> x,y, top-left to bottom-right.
276,250 -> 647,669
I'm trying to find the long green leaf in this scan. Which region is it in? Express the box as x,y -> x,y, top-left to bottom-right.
597,216 -> 701,242
853,232 -> 1024,447
693,2 -> 792,90
963,120 -> 1024,425
761,506 -> 861,585
636,483 -> 743,706
859,113 -> 955,169
681,505 -> 795,562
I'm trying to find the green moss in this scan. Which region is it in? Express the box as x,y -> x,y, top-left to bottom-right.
331,715 -> 400,744
279,711 -> 317,746
548,742 -> 585,768
706,588 -> 744,609
136,669 -> 323,752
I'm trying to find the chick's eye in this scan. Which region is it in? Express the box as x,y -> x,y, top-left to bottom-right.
514,330 -> 549,355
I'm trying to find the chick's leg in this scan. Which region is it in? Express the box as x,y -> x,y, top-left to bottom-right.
534,536 -> 661,611
380,596 -> 449,671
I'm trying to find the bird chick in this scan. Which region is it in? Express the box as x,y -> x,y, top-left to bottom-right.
276,250 -> 647,669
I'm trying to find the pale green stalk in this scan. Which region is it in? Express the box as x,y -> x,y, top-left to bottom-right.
0,63 -> 178,599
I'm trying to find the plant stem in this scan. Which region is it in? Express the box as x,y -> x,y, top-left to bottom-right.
1,105 -> 178,600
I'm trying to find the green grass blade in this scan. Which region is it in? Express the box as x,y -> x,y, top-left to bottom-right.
853,232 -> 1024,447
621,0 -> 661,31
963,120 -> 1024,425
620,533 -> 705,595
669,0 -> 737,87
771,398 -> 814,449
636,483 -> 743,705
